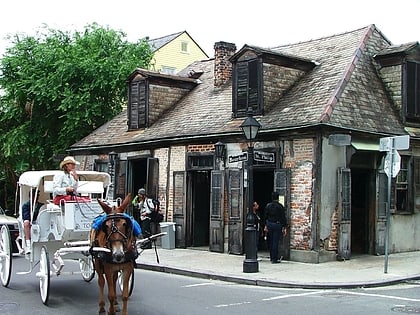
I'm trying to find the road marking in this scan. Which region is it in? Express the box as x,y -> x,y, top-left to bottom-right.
341,290 -> 420,302
214,301 -> 252,308
182,282 -> 215,288
263,290 -> 325,301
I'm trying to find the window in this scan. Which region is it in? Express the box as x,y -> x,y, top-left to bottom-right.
187,154 -> 214,170
180,41 -> 189,53
405,61 -> 420,122
161,66 -> 176,75
232,59 -> 263,117
94,159 -> 109,172
394,156 -> 409,211
392,155 -> 420,214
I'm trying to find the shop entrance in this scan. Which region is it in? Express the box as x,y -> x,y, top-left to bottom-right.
187,170 -> 211,247
253,168 -> 274,251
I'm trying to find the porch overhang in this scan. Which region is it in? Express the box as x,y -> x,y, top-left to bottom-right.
351,140 -> 379,151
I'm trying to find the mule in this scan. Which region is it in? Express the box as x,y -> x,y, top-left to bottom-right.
90,194 -> 137,315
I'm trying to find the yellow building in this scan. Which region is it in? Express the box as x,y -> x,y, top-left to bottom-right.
147,31 -> 209,74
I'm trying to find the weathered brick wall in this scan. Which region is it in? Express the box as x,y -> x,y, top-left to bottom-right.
263,63 -> 306,112
165,146 -> 187,221
149,85 -> 190,125
328,205 -> 339,250
187,144 -> 215,153
283,138 -> 314,250
214,42 -> 236,87
154,147 -> 169,220
377,65 -> 402,110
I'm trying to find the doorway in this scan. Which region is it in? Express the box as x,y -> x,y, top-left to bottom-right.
253,168 -> 274,251
188,171 -> 211,247
351,169 -> 371,254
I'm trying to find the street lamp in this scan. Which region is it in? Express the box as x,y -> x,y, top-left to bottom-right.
214,141 -> 226,168
240,107 -> 261,273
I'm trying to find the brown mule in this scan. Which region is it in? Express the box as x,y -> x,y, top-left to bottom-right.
90,194 -> 137,315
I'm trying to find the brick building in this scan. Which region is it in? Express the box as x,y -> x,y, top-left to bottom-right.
68,25 -> 420,263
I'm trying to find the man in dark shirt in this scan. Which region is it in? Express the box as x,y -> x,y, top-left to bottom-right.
264,191 -> 288,263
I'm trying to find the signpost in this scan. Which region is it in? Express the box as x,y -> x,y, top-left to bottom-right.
379,135 -> 409,273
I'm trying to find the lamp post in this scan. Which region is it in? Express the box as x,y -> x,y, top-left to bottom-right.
108,151 -> 118,200
240,108 -> 261,273
214,141 -> 226,169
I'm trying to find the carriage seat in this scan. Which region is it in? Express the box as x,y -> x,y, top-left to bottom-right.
44,180 -> 104,196
31,203 -> 63,242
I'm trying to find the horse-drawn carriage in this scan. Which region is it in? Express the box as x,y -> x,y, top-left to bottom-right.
0,170 -> 163,312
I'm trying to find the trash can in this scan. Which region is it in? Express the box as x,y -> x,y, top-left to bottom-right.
159,222 -> 176,249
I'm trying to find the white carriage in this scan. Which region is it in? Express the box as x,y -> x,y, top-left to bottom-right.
0,170 -> 113,304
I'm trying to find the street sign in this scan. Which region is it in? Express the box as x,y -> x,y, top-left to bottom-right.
379,135 -> 410,152
384,151 -> 401,178
254,151 -> 275,163
228,153 -> 247,163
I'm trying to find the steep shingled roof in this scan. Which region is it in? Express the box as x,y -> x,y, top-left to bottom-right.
70,25 -> 405,151
147,31 -> 184,51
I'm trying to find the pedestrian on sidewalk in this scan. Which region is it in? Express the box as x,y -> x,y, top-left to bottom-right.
264,191 -> 288,264
252,201 -> 262,249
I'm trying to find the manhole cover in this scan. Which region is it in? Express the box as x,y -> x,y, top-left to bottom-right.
391,305 -> 420,313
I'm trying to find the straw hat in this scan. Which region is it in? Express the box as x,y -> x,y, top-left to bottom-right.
59,156 -> 80,169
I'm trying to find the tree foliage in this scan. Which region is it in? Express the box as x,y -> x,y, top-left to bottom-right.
0,23 -> 153,208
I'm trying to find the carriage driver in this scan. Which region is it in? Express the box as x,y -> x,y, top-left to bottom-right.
52,156 -> 89,205
22,189 -> 43,254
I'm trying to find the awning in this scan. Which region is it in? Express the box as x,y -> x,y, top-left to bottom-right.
351,140 -> 379,151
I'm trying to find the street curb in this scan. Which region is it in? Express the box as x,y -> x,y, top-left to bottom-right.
136,263 -> 420,289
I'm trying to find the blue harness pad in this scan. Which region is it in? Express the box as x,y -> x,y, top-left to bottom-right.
92,213 -> 142,236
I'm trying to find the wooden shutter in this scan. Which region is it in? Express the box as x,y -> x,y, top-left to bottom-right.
147,158 -> 159,199
406,61 -> 420,118
235,62 -> 248,113
274,168 -> 291,260
210,170 -> 224,252
128,81 -> 147,130
248,59 -> 259,111
173,171 -> 186,248
227,169 -> 243,254
338,167 -> 351,259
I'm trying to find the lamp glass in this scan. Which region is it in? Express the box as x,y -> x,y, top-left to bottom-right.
240,116 -> 261,141
214,142 -> 226,159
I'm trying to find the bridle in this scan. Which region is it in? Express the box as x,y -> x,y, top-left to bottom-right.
105,215 -> 130,243
100,213 -> 136,263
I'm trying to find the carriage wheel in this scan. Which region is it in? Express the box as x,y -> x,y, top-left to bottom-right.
118,269 -> 134,297
39,246 -> 50,305
0,225 -> 12,287
79,257 -> 95,282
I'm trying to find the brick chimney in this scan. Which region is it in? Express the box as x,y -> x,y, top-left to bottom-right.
214,41 -> 236,87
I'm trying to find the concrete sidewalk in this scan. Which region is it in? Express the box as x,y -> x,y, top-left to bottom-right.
136,248 -> 420,289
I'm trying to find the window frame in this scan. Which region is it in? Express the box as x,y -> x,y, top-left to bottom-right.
404,61 -> 420,123
180,41 -> 189,54
232,58 -> 263,118
392,154 -> 419,214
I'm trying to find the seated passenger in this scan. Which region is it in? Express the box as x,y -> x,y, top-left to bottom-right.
52,156 -> 90,205
22,190 -> 43,254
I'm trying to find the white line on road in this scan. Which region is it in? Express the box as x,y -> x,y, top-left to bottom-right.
263,290 -> 325,301
340,290 -> 420,302
182,282 -> 215,288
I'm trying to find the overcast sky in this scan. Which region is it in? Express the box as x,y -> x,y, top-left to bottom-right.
1,0 -> 420,58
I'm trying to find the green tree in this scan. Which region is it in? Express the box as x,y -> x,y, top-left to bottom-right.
0,23 -> 152,208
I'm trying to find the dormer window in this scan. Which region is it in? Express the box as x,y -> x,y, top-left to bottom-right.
405,61 -> 420,122
230,45 -> 316,119
232,58 -> 263,118
128,79 -> 148,130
